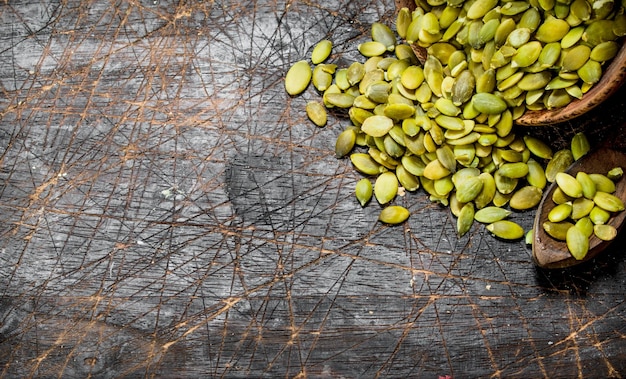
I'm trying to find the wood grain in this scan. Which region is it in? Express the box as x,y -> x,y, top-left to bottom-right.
0,1 -> 625,378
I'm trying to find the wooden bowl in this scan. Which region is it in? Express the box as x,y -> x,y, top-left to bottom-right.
394,0 -> 626,126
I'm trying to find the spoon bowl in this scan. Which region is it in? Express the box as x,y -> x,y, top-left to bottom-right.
532,148 -> 626,269
516,44 -> 626,126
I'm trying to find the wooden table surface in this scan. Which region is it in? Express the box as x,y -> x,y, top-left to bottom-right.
1,1 -> 625,378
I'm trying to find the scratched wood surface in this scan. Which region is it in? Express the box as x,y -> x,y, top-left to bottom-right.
1,1 -> 625,378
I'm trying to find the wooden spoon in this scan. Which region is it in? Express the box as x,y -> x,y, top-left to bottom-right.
394,0 -> 626,127
516,43 -> 626,126
532,148 -> 626,269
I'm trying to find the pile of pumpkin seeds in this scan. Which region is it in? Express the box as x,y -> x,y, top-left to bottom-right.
543,162 -> 624,259
283,1 -> 625,258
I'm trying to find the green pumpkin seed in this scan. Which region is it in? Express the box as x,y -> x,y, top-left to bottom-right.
594,224 -> 618,241
535,16 -> 570,43
379,205 -> 410,225
306,101 -> 327,127
589,173 -> 616,193
285,60 -> 312,96
571,197 -> 595,219
509,185 -> 543,210
311,40 -> 333,64
567,225 -> 589,260
569,133 -> 590,162
590,205 -> 611,225
576,217 -> 594,237
371,22 -> 396,51
593,191 -> 625,212
472,93 -> 507,114
607,167 -> 624,181
543,221 -> 574,240
486,220 -> 525,240
545,149 -> 574,182
474,206 -> 512,223
423,159 -> 452,180
556,172 -> 584,198
355,178 -> 373,206
396,164 -> 420,191
562,45 -> 592,72
549,203 -> 573,222
358,41 -> 387,57
374,171 -> 398,205
360,115 -> 394,137
350,153 -> 381,175
457,202 -> 475,237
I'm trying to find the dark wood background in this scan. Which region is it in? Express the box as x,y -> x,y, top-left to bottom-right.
1,1 -> 625,378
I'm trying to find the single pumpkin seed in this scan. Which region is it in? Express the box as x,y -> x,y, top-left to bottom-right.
589,173 -> 616,193
545,149 -> 574,182
556,172 -> 584,198
396,164 -> 420,191
374,171 -> 399,205
358,41 -> 387,57
457,202 -> 475,237
576,217 -> 594,237
474,206 -> 512,223
472,93 -> 507,114
594,224 -> 618,241
510,185 -> 543,210
571,132 -> 590,160
570,197 -> 595,219
567,225 -> 590,259
593,191 -> 625,212
543,220 -> 574,240
486,220 -> 525,240
350,153 -> 381,175
355,178 -> 373,206
379,205 -> 410,225
607,167 -> 624,181
371,22 -> 396,51
285,60 -> 312,96
311,40 -> 332,64
549,203 -> 573,222
590,205 -> 611,225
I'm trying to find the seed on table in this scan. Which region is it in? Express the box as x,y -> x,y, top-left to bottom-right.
497,162 -> 529,179
355,178 -> 373,207
325,93 -> 355,109
285,60 -> 312,96
379,205 -> 410,225
566,225 -> 589,260
594,224 -> 618,241
396,164 -> 420,191
371,22 -> 396,51
474,206 -> 512,223
509,185 -> 543,210
455,175 -> 484,203
374,171 -> 399,205
545,149 -> 574,182
471,92 -> 507,114
306,101 -> 327,127
335,128 -> 356,158
361,115 -> 394,137
358,41 -> 387,57
350,153 -> 381,176
571,132 -> 590,160
423,159 -> 452,180
457,202 -> 475,237
312,65 -> 333,92
526,158 -> 547,189
486,220 -> 525,240
474,172 -> 496,209
311,40 -> 333,64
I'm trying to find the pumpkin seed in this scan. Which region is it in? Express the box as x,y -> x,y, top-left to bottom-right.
355,178 -> 373,206
379,206 -> 410,224
556,172 -> 584,198
285,60 -> 312,95
474,206 -> 512,223
593,191 -> 625,212
549,203 -> 573,222
311,40 -> 333,64
509,185 -> 543,210
306,101 -> 327,127
486,220 -> 525,240
567,225 -> 589,260
543,221 -> 574,240
594,224 -> 618,241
